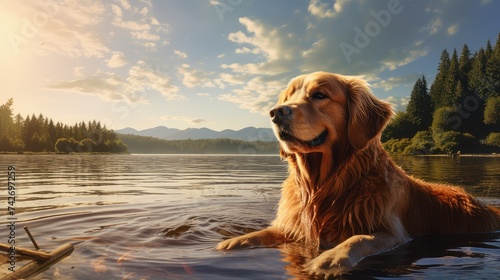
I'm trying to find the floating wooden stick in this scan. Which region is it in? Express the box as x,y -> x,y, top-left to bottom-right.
0,226 -> 74,280
1,243 -> 74,280
23,226 -> 40,250
0,243 -> 50,261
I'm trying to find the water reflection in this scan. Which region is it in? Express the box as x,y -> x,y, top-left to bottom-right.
392,155 -> 500,198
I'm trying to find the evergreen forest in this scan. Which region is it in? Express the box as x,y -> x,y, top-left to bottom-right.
0,98 -> 128,153
382,33 -> 500,154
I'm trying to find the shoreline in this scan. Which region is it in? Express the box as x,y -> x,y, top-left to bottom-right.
414,153 -> 499,157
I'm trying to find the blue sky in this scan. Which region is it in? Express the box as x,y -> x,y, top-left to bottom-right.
0,0 -> 498,131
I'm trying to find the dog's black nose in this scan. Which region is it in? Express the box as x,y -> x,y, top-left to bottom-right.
270,105 -> 292,124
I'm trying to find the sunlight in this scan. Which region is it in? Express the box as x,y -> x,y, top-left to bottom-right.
0,11 -> 19,60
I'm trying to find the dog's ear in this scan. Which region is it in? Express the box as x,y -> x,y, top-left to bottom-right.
345,76 -> 393,150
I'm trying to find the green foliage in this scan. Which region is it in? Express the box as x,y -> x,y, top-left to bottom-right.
429,49 -> 450,109
484,96 -> 500,125
55,138 -> 71,153
432,131 -> 477,153
80,138 -> 96,152
382,138 -> 411,154
485,133 -> 500,147
0,98 -> 24,152
405,76 -> 432,133
0,99 -> 127,153
403,131 -> 435,155
106,140 -> 128,153
443,49 -> 460,106
431,107 -> 456,133
486,33 -> 500,96
0,136 -> 24,152
382,112 -> 414,142
384,33 -> 500,154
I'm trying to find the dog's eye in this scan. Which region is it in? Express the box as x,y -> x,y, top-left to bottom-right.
311,92 -> 326,100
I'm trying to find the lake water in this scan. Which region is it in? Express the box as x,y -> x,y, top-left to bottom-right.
0,154 -> 499,279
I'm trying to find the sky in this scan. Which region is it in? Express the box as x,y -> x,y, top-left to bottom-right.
0,0 -> 499,132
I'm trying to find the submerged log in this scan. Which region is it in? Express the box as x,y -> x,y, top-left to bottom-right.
1,243 -> 74,280
0,243 -> 50,261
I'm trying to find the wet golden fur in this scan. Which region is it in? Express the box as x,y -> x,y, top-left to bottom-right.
216,72 -> 500,276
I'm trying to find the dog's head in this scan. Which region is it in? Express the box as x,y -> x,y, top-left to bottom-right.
270,72 -> 393,155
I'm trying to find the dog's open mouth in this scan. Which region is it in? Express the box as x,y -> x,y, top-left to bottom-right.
279,130 -> 328,147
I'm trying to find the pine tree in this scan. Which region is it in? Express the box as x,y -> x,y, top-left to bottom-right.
458,44 -> 472,102
443,49 -> 460,106
484,96 -> 500,125
406,76 -> 433,134
485,33 -> 500,98
429,49 -> 450,109
485,39 -> 493,59
0,98 -> 14,139
469,47 -> 488,98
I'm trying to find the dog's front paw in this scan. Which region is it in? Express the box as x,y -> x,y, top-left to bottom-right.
216,236 -> 253,251
216,229 -> 283,251
305,250 -> 354,277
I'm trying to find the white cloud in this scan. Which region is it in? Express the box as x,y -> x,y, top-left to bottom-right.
7,1 -> 110,58
111,1 -> 169,43
222,17 -> 301,77
178,64 -> 219,88
220,61 -> 290,75
308,0 -> 347,18
228,17 -> 297,63
115,20 -> 151,31
209,0 -> 222,5
372,74 -> 421,91
218,73 -> 247,85
63,0 -> 107,26
143,42 -> 156,48
383,96 -> 411,112
174,49 -> 188,58
127,61 -> 181,100
46,71 -> 147,104
447,23 -> 459,36
139,0 -> 153,7
37,18 -> 110,57
46,61 -> 182,103
139,7 -> 149,16
106,52 -> 128,68
218,76 -> 287,115
131,30 -> 160,40
380,48 -> 429,71
118,0 -> 132,10
422,17 -> 442,35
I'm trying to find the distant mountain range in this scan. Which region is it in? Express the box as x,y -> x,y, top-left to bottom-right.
115,126 -> 277,141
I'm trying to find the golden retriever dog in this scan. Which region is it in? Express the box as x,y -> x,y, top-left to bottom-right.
216,72 -> 500,276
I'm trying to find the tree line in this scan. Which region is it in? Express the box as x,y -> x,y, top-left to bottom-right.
382,33 -> 500,154
0,98 -> 128,153
117,134 -> 279,154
